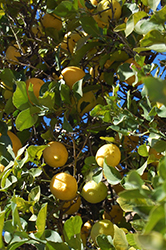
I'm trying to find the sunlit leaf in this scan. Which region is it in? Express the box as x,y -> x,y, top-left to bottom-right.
15,108 -> 38,131
63,215 -> 83,240
113,225 -> 128,250
35,203 -> 48,239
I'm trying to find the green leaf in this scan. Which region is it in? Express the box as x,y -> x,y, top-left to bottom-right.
1,168 -> 13,189
0,68 -> 15,89
60,83 -> 71,104
69,41 -> 101,66
97,235 -> 114,250
63,215 -> 83,240
134,44 -> 166,53
53,1 -> 74,17
0,210 -> 5,249
140,30 -> 165,48
11,196 -> 34,213
7,240 -> 29,250
35,203 -> 48,239
12,81 -> 30,110
92,168 -> 103,183
103,161 -> 122,185
119,189 -> 146,199
63,113 -> 73,132
125,11 -> 147,37
80,15 -> 100,37
144,77 -> 166,106
72,79 -> 83,100
100,136 -> 115,143
27,145 -> 47,164
11,202 -> 23,231
28,186 -> 41,203
117,63 -> 135,82
44,229 -> 62,243
113,225 -> 128,250
126,233 -> 141,249
15,108 -> 38,131
143,205 -> 165,233
46,241 -> 70,250
153,5 -> 166,23
124,171 -> 144,190
136,161 -> 148,176
153,141 -> 166,153
148,0 -> 161,11
136,231 -> 166,250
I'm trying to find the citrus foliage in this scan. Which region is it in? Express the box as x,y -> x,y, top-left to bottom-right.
0,0 -> 166,249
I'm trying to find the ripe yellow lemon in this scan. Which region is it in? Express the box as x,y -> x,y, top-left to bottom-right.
156,102 -> 163,109
7,131 -> 22,156
76,91 -> 97,116
26,78 -> 44,101
90,219 -> 114,244
62,195 -> 81,215
103,204 -> 123,224
6,44 -> 25,65
68,32 -> 82,54
81,180 -> 107,203
95,143 -> 121,167
50,172 -> 78,200
43,141 -> 68,168
60,32 -> 83,54
0,163 -> 5,173
41,13 -> 62,31
95,0 -> 121,23
31,25 -> 43,38
81,220 -> 92,246
60,66 -> 85,89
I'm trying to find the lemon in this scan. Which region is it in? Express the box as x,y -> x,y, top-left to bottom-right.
26,78 -> 44,101
43,141 -> 68,168
95,0 -> 121,23
103,204 -> 123,224
41,13 -> 62,31
31,25 -> 43,38
76,91 -> 97,116
90,219 -> 114,245
0,163 -> 5,173
60,66 -> 85,89
6,44 -> 25,65
81,180 -> 107,203
81,220 -> 92,246
62,195 -> 81,215
7,131 -> 22,156
50,172 -> 78,200
60,32 -> 83,54
95,143 -> 121,167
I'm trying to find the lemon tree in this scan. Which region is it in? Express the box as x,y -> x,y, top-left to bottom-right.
1,0 -> 166,249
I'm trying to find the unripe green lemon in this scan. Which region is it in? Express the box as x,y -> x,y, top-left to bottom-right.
81,180 -> 107,203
